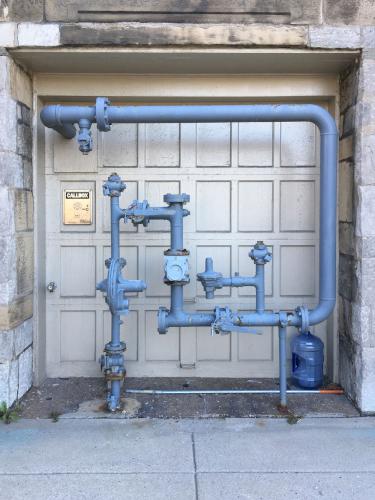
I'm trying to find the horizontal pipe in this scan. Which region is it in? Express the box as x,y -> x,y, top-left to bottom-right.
126,389 -> 344,395
41,103 -> 337,132
221,276 -> 257,287
165,311 -> 216,328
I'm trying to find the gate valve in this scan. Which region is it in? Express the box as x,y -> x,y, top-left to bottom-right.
211,307 -> 261,336
197,257 -> 224,299
125,200 -> 150,227
249,241 -> 272,265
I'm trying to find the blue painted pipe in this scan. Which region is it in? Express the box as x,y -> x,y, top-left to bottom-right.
278,326 -> 287,407
197,241 -> 271,315
125,206 -> 190,252
97,174 -> 147,412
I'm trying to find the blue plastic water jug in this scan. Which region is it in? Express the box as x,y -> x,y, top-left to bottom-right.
291,331 -> 324,389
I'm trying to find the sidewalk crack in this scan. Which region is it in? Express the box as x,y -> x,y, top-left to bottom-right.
191,432 -> 198,500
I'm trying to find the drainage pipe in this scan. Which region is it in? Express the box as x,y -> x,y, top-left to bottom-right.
278,326 -> 287,407
41,102 -> 338,329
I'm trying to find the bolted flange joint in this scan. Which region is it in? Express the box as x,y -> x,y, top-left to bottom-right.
163,193 -> 190,205
96,97 -> 111,132
157,307 -> 169,335
296,305 -> 309,334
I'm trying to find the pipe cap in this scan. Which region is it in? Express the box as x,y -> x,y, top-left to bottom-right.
163,193 -> 190,204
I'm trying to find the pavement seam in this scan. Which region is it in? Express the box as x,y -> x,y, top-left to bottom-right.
185,470 -> 375,475
0,472 -> 195,476
191,433 -> 199,500
0,471 -> 374,476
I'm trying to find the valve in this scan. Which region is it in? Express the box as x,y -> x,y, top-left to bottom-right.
197,257 -> 223,299
96,258 -> 146,316
103,173 -> 126,197
125,200 -> 150,227
77,119 -> 93,154
164,255 -> 189,284
249,241 -> 272,265
211,307 -> 261,336
100,342 -> 127,392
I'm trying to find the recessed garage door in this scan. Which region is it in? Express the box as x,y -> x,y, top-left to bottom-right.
45,100 -> 328,378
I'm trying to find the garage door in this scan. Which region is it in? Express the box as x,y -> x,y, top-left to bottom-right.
44,100 -> 328,377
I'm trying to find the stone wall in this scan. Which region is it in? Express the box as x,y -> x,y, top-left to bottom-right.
336,46 -> 375,413
338,62 -> 359,405
0,1 -> 375,49
352,48 -> 375,412
0,54 -> 33,406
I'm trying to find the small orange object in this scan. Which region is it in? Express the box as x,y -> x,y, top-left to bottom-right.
319,389 -> 344,394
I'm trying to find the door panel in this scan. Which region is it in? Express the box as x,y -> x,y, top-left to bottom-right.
45,102 -> 326,378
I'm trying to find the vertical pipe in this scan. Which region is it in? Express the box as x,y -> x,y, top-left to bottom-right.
171,284 -> 183,314
169,202 -> 185,317
255,264 -> 265,314
111,196 -> 120,260
110,195 -> 121,403
170,207 -> 183,251
278,326 -> 287,407
111,375 -> 121,409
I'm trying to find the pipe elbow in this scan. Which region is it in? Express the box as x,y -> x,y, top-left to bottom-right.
306,104 -> 338,136
40,105 -> 59,128
308,299 -> 336,326
40,106 -> 76,139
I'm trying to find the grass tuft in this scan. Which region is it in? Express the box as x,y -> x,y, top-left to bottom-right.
0,401 -> 20,424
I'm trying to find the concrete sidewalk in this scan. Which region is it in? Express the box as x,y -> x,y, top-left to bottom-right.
0,417 -> 374,499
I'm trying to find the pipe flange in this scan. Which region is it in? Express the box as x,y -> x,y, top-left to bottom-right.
157,307 -> 169,334
163,193 -> 190,205
296,305 -> 309,333
279,311 -> 289,328
104,341 -> 127,354
96,97 -> 111,132
164,249 -> 190,256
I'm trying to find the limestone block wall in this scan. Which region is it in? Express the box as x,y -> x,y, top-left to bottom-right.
0,54 -> 33,406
